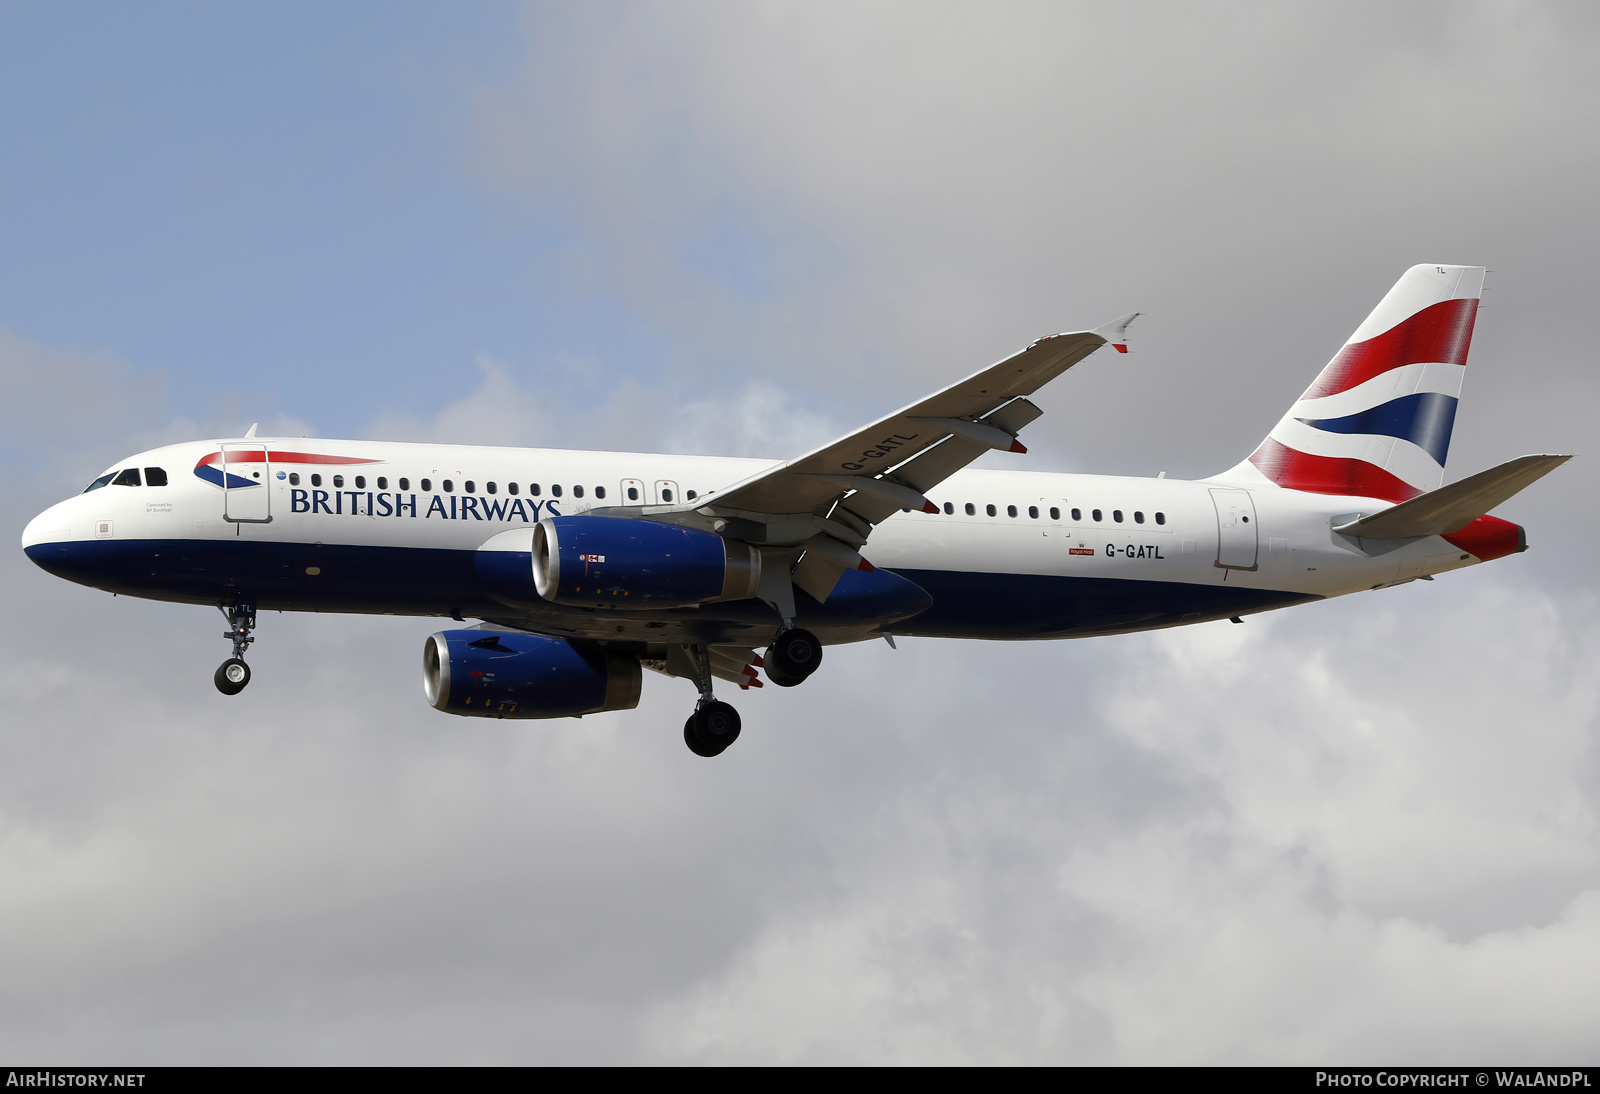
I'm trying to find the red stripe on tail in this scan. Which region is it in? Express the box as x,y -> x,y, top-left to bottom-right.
1302,298 -> 1477,400
1248,438 -> 1421,503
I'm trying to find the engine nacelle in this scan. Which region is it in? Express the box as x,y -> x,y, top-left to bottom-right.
531,515 -> 760,609
423,630 -> 641,719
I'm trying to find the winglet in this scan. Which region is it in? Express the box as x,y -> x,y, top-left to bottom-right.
1092,312 -> 1140,354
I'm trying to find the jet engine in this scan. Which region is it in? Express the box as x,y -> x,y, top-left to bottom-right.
423,629 -> 641,719
530,515 -> 760,609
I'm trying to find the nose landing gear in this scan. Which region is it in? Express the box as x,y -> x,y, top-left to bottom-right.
214,600 -> 256,695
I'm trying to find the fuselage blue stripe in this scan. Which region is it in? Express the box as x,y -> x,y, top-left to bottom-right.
23,538 -> 1317,642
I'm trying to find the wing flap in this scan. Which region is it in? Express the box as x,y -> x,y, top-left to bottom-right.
1333,454 -> 1571,539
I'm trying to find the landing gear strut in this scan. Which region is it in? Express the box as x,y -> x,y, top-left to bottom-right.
764,627 -> 822,687
214,600 -> 256,695
680,644 -> 742,757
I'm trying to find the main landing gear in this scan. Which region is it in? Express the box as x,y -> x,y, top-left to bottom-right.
214,600 -> 256,695
677,627 -> 823,757
764,627 -> 822,688
684,700 -> 742,758
680,644 -> 742,757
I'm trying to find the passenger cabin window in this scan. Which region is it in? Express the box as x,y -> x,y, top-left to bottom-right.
1092,509 -> 1102,521
985,504 -> 997,517
399,478 -> 410,490
376,477 -> 387,489
597,486 -> 608,499
943,502 -> 954,514
443,480 -> 454,493
1050,507 -> 1060,520
661,488 -> 673,502
355,475 -> 366,489
626,486 -> 638,501
464,480 -> 475,494
965,503 -> 976,516
1071,508 -> 1081,521
420,478 -> 431,491
83,473 -> 115,493
144,467 -> 168,486
1007,505 -> 1018,518
486,482 -> 496,494
1029,506 -> 1039,519
507,482 -> 518,495
530,484 -> 541,496
289,473 -> 300,486
552,484 -> 562,497
574,485 -> 585,498
332,475 -> 344,488
1156,512 -> 1166,525
1134,511 -> 1144,524
112,468 -> 141,487
1113,510 -> 1123,522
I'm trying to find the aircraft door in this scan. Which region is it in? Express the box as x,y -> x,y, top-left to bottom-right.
620,478 -> 645,504
653,480 -> 680,505
221,444 -> 272,524
1209,487 -> 1256,570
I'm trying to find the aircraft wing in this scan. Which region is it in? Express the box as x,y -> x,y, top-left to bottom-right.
658,314 -> 1136,604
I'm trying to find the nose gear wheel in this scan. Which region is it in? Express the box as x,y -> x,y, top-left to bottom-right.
214,600 -> 257,695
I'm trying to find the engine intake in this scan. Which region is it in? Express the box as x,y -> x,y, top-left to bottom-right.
423,630 -> 641,719
532,515 -> 760,609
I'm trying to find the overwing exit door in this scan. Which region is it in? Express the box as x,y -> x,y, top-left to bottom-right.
221,444 -> 272,524
1209,487 -> 1257,570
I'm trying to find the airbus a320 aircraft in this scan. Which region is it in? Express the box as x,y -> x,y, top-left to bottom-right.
22,265 -> 1569,756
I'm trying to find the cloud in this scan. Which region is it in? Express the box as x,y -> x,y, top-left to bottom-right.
7,346 -> 1598,1062
470,0 -> 1598,561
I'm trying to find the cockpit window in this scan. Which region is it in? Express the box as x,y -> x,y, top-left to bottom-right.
112,468 -> 141,487
82,473 -> 115,493
144,467 -> 168,487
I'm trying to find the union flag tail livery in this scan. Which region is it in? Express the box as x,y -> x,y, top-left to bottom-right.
21,265 -> 1571,758
1237,264 -> 1483,502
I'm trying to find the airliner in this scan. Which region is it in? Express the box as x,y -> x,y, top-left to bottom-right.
21,265 -> 1568,756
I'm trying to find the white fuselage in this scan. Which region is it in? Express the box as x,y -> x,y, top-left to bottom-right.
23,436 -> 1487,649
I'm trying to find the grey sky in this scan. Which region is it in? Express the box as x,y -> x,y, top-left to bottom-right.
2,0 -> 1597,1063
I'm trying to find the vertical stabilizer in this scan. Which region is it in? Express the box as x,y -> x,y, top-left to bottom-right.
1222,264 -> 1485,502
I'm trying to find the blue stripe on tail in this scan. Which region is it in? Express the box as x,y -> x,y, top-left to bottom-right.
1297,391 -> 1458,465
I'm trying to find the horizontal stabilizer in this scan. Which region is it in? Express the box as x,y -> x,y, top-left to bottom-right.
1333,454 -> 1571,540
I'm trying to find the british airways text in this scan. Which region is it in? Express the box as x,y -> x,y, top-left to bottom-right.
290,490 -> 563,521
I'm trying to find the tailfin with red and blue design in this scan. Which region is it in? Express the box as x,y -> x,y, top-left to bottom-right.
1224,264 -> 1484,502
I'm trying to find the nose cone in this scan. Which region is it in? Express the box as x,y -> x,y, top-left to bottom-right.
22,500 -> 72,552
22,500 -> 82,581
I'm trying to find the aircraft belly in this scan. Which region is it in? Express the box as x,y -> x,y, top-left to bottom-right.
887,568 -> 1317,639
